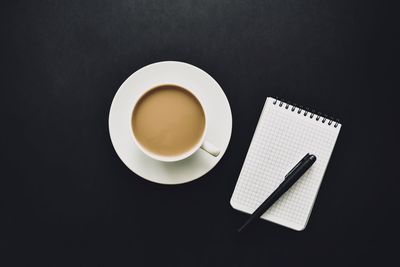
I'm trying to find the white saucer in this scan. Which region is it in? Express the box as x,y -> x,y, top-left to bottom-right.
108,61 -> 232,185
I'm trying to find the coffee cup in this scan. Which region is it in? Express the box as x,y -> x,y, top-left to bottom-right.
130,84 -> 219,162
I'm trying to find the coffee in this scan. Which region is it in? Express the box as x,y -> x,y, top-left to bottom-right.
132,85 -> 205,156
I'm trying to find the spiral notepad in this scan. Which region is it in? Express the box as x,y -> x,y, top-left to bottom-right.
230,97 -> 341,231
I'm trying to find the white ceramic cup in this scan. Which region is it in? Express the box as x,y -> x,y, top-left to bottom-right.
130,84 -> 220,162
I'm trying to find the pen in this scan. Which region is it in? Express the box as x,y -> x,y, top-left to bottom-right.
238,153 -> 317,232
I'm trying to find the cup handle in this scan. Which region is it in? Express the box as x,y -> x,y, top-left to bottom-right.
200,140 -> 220,157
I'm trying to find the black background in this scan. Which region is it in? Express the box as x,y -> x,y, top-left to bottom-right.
1,1 -> 399,266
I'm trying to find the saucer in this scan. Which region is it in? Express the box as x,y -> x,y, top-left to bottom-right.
108,61 -> 232,184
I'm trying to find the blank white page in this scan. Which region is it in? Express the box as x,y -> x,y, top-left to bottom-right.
230,97 -> 341,230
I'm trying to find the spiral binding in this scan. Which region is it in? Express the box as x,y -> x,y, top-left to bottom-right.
272,97 -> 340,128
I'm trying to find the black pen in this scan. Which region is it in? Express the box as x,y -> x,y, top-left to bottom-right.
238,153 -> 317,232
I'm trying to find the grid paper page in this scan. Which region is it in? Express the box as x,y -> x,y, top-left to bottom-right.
230,97 -> 341,230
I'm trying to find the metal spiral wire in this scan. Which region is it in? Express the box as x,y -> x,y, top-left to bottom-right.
272,97 -> 340,128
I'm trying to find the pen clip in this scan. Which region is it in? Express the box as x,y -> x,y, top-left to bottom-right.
284,153 -> 310,179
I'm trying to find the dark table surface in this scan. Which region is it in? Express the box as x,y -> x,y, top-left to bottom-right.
1,1 -> 398,266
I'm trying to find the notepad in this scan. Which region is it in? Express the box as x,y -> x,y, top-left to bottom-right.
230,97 -> 341,231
